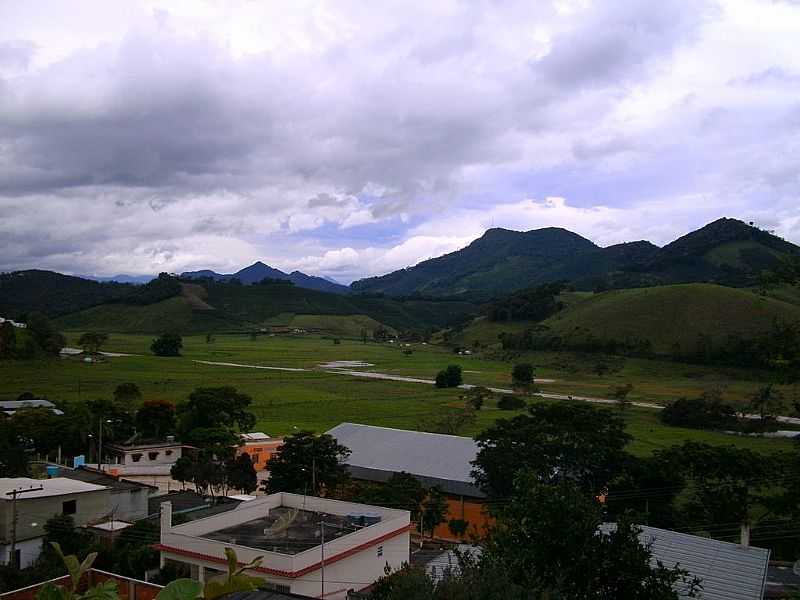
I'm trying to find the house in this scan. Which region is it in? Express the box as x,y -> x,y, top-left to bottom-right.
59,465 -> 157,521
601,524 -> 770,600
103,440 -> 188,476
147,490 -> 244,523
156,492 -> 411,599
238,433 -> 283,472
0,399 -> 64,416
0,477 -> 111,568
326,423 -> 488,541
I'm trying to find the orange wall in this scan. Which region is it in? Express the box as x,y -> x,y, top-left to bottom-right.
238,439 -> 283,471
433,495 -> 493,541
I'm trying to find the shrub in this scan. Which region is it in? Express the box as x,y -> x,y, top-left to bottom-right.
498,395 -> 526,410
660,394 -> 738,430
435,365 -> 463,388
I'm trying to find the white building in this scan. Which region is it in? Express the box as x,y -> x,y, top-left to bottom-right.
0,317 -> 26,328
157,493 -> 411,599
103,441 -> 187,476
0,399 -> 64,417
0,477 -> 110,568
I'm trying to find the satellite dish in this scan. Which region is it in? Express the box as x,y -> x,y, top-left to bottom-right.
793,559 -> 800,577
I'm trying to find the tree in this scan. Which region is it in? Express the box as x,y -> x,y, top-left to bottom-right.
463,386 -> 491,411
420,487 -> 448,538
114,383 -> 142,406
225,453 -> 258,494
435,365 -> 462,388
11,407 -> 63,455
170,456 -> 194,490
660,442 -> 769,536
511,363 -> 534,387
42,515 -> 94,559
177,387 -> 255,436
383,472 -> 426,521
26,312 -> 65,356
151,332 -> 183,357
497,395 -> 526,411
135,400 -> 176,439
110,520 -> 159,579
472,402 -> 631,499
0,418 -> 28,476
77,332 -> 108,354
748,383 -> 783,423
484,472 -> 699,599
660,393 -> 738,430
0,322 -> 16,358
263,431 -> 351,495
609,383 -> 634,401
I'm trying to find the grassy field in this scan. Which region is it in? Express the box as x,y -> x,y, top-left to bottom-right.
1,332 -> 795,457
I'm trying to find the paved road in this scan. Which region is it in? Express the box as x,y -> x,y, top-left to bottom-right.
192,359 -> 800,422
193,360 -> 307,372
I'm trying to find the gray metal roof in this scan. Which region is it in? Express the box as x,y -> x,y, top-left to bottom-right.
602,524 -> 770,600
325,423 -> 484,498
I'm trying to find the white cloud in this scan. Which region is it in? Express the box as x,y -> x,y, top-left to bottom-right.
0,0 -> 799,282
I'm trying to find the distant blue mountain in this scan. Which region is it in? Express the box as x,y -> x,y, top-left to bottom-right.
82,274 -> 155,284
181,261 -> 350,294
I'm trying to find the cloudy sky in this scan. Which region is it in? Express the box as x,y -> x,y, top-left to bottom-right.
1,0 -> 799,283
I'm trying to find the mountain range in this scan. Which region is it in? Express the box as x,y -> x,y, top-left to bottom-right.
181,262 -> 349,294
351,218 -> 800,298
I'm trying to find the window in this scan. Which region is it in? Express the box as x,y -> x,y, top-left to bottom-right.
165,450 -> 173,456
377,545 -> 383,557
148,452 -> 159,461
62,499 -> 76,515
131,453 -> 143,463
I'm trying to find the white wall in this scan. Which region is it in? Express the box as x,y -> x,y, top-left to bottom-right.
0,537 -> 44,568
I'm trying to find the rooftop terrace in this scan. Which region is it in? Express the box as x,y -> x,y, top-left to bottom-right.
202,507 -> 359,555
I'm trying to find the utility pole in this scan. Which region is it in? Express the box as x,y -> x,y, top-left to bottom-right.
6,485 -> 43,569
311,456 -> 316,495
320,521 -> 325,599
98,418 -> 104,471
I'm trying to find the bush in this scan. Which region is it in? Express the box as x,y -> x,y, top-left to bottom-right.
498,395 -> 526,410
151,332 -> 183,356
660,394 -> 738,430
435,365 -> 463,388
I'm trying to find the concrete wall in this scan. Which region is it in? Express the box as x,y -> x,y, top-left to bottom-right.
433,496 -> 492,541
238,440 -> 283,472
0,488 -> 112,543
109,488 -> 152,522
0,537 -> 44,569
0,570 -> 161,600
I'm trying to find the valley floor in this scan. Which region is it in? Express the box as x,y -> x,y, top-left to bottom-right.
1,332 -> 796,457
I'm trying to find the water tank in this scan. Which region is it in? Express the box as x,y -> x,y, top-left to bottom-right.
166,435 -> 175,443
362,512 -> 381,526
346,513 -> 364,526
46,465 -> 59,478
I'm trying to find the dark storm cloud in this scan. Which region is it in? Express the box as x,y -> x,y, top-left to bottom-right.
0,0 -> 799,280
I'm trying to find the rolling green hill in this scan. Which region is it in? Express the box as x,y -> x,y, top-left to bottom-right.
352,218 -> 800,297
455,283 -> 800,355
55,280 -> 477,335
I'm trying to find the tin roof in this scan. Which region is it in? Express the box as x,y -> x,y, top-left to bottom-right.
326,423 -> 484,498
602,524 -> 770,600
0,477 -> 107,499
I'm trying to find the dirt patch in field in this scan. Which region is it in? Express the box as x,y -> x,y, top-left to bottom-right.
181,283 -> 214,310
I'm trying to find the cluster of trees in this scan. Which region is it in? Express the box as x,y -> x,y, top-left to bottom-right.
661,386 -> 788,433
370,402 -> 710,599
0,383 -> 181,478
170,387 -> 259,495
0,313 -> 65,360
113,273 -> 181,305
499,325 -> 654,357
486,282 -> 566,323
